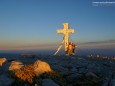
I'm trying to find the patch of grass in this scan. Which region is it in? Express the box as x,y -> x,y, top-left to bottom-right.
11,78 -> 25,86
9,64 -> 40,86
14,64 -> 36,84
7,70 -> 15,79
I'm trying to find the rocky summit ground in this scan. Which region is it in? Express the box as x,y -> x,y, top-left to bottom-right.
0,55 -> 115,86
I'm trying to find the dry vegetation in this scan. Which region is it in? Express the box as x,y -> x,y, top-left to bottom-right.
14,64 -> 36,84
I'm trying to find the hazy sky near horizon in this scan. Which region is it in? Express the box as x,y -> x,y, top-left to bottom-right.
0,0 -> 115,51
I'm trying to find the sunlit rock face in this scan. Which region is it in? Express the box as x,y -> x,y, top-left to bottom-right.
9,61 -> 24,71
0,58 -> 7,66
33,60 -> 52,76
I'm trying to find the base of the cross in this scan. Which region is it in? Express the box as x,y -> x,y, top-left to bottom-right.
65,42 -> 76,56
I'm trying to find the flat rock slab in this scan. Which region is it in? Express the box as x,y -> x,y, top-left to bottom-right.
67,73 -> 82,79
0,74 -> 14,86
109,79 -> 115,86
42,79 -> 59,86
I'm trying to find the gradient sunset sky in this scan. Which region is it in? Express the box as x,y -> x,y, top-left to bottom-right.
0,0 -> 115,52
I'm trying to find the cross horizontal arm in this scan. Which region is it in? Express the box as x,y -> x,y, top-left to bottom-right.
68,29 -> 74,33
57,29 -> 64,34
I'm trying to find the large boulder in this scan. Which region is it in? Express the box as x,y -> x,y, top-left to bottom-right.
33,60 -> 52,76
42,79 -> 59,86
0,58 -> 7,66
9,61 -> 24,71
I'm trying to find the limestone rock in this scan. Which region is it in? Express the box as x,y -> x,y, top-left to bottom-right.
42,79 -> 59,86
0,58 -> 7,66
33,60 -> 52,76
87,63 -> 96,69
34,83 -> 40,86
0,74 -> 14,86
113,72 -> 115,79
109,79 -> 115,86
52,65 -> 68,73
1,61 -> 11,72
70,67 -> 78,73
67,73 -> 81,79
9,61 -> 24,71
78,68 -> 88,74
85,72 -> 99,78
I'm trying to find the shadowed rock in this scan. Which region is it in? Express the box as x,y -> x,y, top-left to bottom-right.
0,74 -> 14,86
109,79 -> 115,86
67,73 -> 82,79
42,79 -> 59,86
85,72 -> 99,78
1,62 -> 11,72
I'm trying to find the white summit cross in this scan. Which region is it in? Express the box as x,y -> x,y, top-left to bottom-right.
57,23 -> 74,54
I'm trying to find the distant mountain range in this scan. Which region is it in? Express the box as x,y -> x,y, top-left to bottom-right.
0,48 -> 115,57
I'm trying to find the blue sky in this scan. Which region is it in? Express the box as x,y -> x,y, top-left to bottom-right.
0,0 -> 115,51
